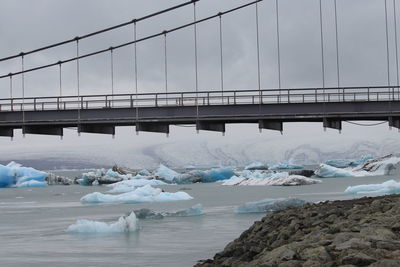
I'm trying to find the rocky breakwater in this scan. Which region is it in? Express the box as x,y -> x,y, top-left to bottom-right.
196,195 -> 400,266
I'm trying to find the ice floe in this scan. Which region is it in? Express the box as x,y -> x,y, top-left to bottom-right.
67,212 -> 139,233
175,168 -> 235,183
81,184 -> 193,204
235,198 -> 307,214
344,180 -> 400,195
0,162 -> 48,188
245,162 -> 269,170
107,178 -> 167,193
316,155 -> 400,178
222,171 -> 321,186
325,156 -> 373,168
134,204 -> 204,219
269,160 -> 304,170
16,180 -> 48,188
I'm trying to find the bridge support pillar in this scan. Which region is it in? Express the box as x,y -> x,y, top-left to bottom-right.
23,125 -> 63,136
78,124 -> 115,135
323,118 -> 342,131
196,121 -> 225,133
389,116 -> 400,129
0,127 -> 14,137
258,120 -> 283,132
136,122 -> 169,134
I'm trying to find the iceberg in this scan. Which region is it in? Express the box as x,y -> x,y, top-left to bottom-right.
316,155 -> 400,178
67,212 -> 139,233
107,178 -> 167,193
344,180 -> 400,195
222,171 -> 320,186
138,169 -> 151,176
16,180 -> 48,188
155,164 -> 180,182
0,162 -> 48,188
81,184 -> 193,204
245,162 -> 269,170
235,198 -> 307,214
325,156 -> 374,168
175,168 -> 235,183
269,160 -> 303,170
134,204 -> 204,219
80,168 -> 130,185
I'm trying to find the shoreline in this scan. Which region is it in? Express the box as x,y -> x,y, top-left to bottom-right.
196,194 -> 400,266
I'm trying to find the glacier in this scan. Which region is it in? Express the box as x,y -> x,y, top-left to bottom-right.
222,171 -> 321,186
107,178 -> 167,193
134,204 -> 204,219
0,161 -> 48,188
344,180 -> 400,195
269,160 -> 304,170
235,198 -> 307,214
67,212 -> 139,233
81,184 -> 193,204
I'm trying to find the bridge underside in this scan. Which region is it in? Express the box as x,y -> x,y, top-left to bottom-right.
0,101 -> 399,136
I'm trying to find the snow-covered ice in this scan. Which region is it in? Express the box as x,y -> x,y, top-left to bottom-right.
81,184 -> 193,204
107,178 -> 167,193
344,180 -> 400,195
67,212 -> 139,233
235,198 -> 307,214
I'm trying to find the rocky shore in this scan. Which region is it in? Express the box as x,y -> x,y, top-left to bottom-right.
196,195 -> 400,266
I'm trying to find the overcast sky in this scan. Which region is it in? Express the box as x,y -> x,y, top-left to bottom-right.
0,0 -> 399,167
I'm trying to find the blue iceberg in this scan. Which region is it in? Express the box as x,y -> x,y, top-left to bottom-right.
344,180 -> 400,195
325,156 -> 374,168
235,198 -> 307,214
0,162 -> 48,188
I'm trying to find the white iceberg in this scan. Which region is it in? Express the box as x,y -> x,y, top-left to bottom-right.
316,155 -> 400,178
155,164 -> 180,182
222,171 -> 320,186
0,161 -> 48,188
107,178 -> 167,193
269,160 -> 303,170
344,180 -> 400,195
81,184 -> 193,204
67,212 -> 139,233
235,198 -> 307,214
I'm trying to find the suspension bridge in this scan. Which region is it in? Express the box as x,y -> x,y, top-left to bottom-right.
1,0 -> 400,137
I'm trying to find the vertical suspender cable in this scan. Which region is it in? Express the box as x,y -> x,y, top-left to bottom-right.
319,0 -> 325,92
110,48 -> 114,107
219,14 -> 224,103
9,74 -> 13,111
384,0 -> 391,97
21,54 -> 25,136
193,2 -> 199,121
164,32 -> 168,105
76,38 -> 81,133
334,0 -> 341,93
58,62 -> 62,96
275,0 -> 282,91
133,22 -> 139,133
255,2 -> 261,100
394,0 -> 400,99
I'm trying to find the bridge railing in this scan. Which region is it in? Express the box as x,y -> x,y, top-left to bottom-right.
0,86 -> 398,112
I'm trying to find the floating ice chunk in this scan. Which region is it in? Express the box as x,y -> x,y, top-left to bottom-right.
325,156 -> 374,168
155,164 -> 180,182
16,180 -> 48,188
235,198 -> 307,214
344,180 -> 400,195
67,212 -> 139,233
134,204 -> 204,219
107,179 -> 167,193
314,164 -> 355,178
245,162 -> 269,170
138,169 -> 151,176
92,180 -> 100,186
222,171 -> 320,186
0,162 -> 48,188
269,161 -> 303,170
175,168 -> 235,183
81,184 -> 192,204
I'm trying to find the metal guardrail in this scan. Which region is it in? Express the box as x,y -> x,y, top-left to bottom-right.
0,86 -> 399,112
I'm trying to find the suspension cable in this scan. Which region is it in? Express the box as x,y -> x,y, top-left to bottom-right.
194,1 -> 199,120
21,55 -> 25,135
110,47 -> 114,107
9,74 -> 13,99
385,0 -> 391,89
219,14 -> 224,101
133,22 -> 139,133
76,39 -> 81,128
319,0 -> 325,90
58,62 -> 62,96
275,0 -> 281,90
164,32 -> 168,105
0,0 -> 262,80
0,0 -> 200,63
255,2 -> 261,93
394,0 -> 399,99
334,0 -> 341,88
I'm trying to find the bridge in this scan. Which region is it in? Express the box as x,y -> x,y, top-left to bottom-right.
1,0 -> 400,137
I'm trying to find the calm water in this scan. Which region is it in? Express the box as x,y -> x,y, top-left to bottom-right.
0,174 -> 392,267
